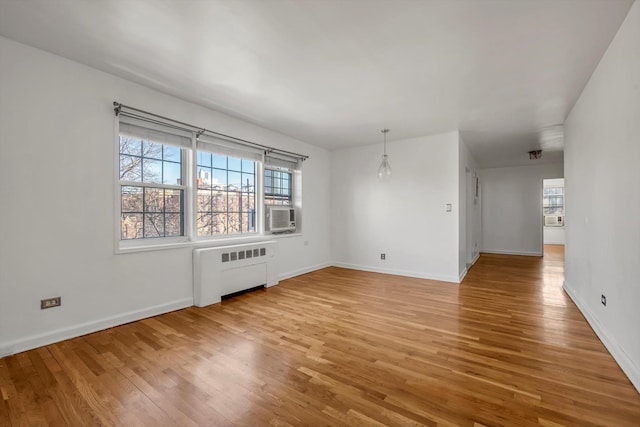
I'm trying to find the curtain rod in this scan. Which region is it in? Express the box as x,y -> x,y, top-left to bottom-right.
113,102 -> 308,161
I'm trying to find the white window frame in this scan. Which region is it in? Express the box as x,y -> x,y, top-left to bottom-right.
264,166 -> 294,206
193,151 -> 259,240
115,120 -> 193,252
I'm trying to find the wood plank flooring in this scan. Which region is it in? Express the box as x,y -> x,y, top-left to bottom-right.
1,245 -> 639,426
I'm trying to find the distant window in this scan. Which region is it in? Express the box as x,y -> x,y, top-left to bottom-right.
543,187 -> 564,216
119,135 -> 185,239
264,167 -> 292,205
196,152 -> 256,236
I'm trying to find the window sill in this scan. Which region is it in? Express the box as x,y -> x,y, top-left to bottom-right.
115,232 -> 303,254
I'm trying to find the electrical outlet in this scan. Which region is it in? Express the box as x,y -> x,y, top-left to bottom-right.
601,294 -> 606,306
380,253 -> 386,260
41,297 -> 61,309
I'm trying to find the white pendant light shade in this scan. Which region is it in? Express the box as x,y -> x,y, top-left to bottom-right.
378,129 -> 392,181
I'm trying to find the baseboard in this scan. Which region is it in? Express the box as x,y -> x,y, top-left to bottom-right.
458,267 -> 468,283
470,251 -> 480,266
279,262 -> 332,281
460,252 -> 481,283
0,297 -> 194,358
480,249 -> 542,257
563,281 -> 640,393
331,262 -> 459,284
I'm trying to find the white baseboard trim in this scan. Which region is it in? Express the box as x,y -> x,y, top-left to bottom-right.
331,262 -> 459,284
459,252 -> 481,283
279,262 -> 332,281
458,267 -> 468,283
480,249 -> 542,257
470,251 -> 480,266
563,281 -> 640,393
0,297 -> 193,358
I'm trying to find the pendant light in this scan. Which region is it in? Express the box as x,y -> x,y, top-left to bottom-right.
377,128 -> 392,181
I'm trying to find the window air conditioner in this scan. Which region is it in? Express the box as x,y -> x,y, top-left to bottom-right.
267,206 -> 296,233
544,215 -> 564,227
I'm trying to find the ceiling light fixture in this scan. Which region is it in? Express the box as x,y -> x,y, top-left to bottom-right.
378,128 -> 392,181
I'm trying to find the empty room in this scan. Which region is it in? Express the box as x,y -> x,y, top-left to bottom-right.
1,0 -> 639,425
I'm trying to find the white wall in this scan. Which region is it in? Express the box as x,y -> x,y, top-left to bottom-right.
458,135 -> 481,279
480,163 -> 563,256
543,178 -> 565,245
563,0 -> 640,391
331,131 -> 461,282
0,37 -> 331,356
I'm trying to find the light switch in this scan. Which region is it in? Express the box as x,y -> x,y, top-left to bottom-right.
446,203 -> 452,212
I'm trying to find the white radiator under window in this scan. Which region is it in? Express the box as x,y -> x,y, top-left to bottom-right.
193,241 -> 279,307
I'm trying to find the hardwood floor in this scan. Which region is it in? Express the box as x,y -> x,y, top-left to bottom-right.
1,245 -> 639,426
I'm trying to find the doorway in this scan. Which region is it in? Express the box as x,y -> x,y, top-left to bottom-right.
542,178 -> 565,256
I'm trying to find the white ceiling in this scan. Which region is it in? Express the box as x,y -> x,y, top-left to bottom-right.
0,0 -> 633,167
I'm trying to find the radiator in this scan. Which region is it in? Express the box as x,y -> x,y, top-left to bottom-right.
193,241 -> 279,307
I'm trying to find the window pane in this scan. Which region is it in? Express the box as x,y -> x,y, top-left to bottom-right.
242,159 -> 255,173
165,189 -> 182,213
211,213 -> 227,234
119,136 -> 142,156
197,212 -> 212,236
197,167 -> 212,189
163,161 -> 182,185
227,171 -> 242,190
144,188 -> 164,212
247,209 -> 256,231
197,151 -> 211,167
240,193 -> 255,212
212,169 -> 227,189
227,212 -> 241,234
144,213 -> 164,238
121,186 -> 143,212
228,192 -> 241,212
265,171 -> 274,189
163,145 -> 181,162
165,214 -> 182,237
241,213 -> 254,232
228,156 -> 242,172
121,214 -> 143,239
212,154 -> 226,169
242,173 -> 255,191
197,190 -> 212,212
142,159 -> 162,184
212,190 -> 227,211
120,155 -> 142,181
142,141 -> 163,160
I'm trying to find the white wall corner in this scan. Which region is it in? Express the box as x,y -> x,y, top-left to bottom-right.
563,282 -> 640,393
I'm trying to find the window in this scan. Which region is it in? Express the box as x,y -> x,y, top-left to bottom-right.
196,152 -> 256,236
264,167 -> 292,205
119,134 -> 185,239
543,187 -> 564,216
116,112 -> 305,250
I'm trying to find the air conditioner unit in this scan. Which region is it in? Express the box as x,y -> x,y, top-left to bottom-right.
266,206 -> 296,233
544,215 -> 564,227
